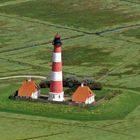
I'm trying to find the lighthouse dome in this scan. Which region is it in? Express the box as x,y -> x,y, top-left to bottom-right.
55,34 -> 61,39
52,34 -> 62,46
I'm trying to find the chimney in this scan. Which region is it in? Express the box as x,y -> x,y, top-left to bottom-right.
81,83 -> 84,87
28,77 -> 32,82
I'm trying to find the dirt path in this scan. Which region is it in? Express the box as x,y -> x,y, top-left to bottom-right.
0,0 -> 36,7
0,75 -> 46,80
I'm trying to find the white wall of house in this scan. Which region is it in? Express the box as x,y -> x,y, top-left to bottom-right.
85,95 -> 95,104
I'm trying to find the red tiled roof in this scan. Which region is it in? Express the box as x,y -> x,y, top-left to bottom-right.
72,86 -> 95,103
18,80 -> 38,97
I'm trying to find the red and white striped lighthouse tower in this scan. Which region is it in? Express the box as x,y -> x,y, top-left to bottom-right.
48,34 -> 64,102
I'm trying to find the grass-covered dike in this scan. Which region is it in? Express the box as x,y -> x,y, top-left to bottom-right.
0,84 -> 140,121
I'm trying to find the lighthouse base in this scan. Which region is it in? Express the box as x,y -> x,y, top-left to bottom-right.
48,92 -> 64,102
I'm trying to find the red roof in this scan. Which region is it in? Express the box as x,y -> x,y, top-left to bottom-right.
18,80 -> 39,97
72,86 -> 95,103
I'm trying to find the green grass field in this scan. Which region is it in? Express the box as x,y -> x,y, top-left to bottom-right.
0,110 -> 140,140
0,0 -> 140,139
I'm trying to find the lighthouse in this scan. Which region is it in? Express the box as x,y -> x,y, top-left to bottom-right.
48,34 -> 64,102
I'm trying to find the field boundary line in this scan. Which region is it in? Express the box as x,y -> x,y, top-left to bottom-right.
18,131 -> 70,140
0,13 -> 93,34
0,34 -> 85,54
0,21 -> 139,53
96,23 -> 140,35
0,57 -> 49,69
120,0 -> 140,4
0,13 -> 139,54
0,13 -> 140,36
104,86 -> 140,95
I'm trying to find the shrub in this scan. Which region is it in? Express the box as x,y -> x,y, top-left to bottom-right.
90,82 -> 102,90
39,80 -> 50,88
64,88 -> 75,96
39,76 -> 102,90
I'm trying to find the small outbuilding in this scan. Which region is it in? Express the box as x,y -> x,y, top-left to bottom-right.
18,79 -> 40,99
72,84 -> 95,104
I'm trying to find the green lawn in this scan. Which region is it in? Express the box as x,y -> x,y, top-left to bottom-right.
0,83 -> 140,121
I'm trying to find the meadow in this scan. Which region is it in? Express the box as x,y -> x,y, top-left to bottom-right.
0,109 -> 140,140
0,0 -> 140,139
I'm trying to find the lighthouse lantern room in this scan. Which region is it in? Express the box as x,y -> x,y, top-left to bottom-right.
48,34 -> 64,102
